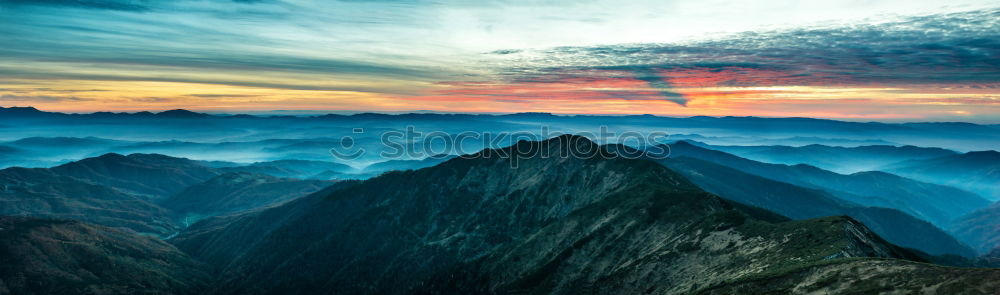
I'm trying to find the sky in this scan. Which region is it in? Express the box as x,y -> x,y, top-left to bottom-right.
0,0 -> 998,122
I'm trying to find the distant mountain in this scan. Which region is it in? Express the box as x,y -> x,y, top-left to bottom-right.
172,135 -> 926,294
7,136 -> 127,148
219,159 -> 355,180
704,143 -> 957,173
885,151 -> 1000,200
362,154 -> 456,174
668,134 -> 897,147
0,145 -> 21,159
951,203 -> 1000,253
49,153 -> 220,199
161,172 -> 333,221
1,153 -> 340,236
0,167 -> 180,235
654,155 -> 975,257
156,109 -> 211,118
0,106 -> 53,119
663,141 -> 990,228
0,216 -> 210,294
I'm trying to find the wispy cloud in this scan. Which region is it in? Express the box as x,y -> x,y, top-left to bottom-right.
466,9 -> 1000,106
0,0 -> 998,121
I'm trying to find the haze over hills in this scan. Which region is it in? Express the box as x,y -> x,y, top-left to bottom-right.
653,155 -> 976,257
885,151 -> 1000,201
4,0 -> 1000,292
951,203 -> 1000,254
0,153 -> 337,239
1,108 -> 999,293
700,142 -> 958,174
663,141 -> 990,229
2,107 -> 999,153
170,135 -> 970,294
48,153 -> 220,200
162,172 -> 332,223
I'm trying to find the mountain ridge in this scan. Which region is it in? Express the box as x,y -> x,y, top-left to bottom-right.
171,135 -> 935,294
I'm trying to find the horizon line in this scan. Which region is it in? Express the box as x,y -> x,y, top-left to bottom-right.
3,105 -> 999,125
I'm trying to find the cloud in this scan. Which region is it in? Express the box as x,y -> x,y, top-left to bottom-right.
468,8 -> 1000,105
0,94 -> 90,101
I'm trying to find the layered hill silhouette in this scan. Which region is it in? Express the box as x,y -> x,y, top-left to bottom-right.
951,202 -> 1000,254
162,172 -> 333,221
702,142 -> 957,173
48,153 -> 220,200
662,141 -> 989,229
0,153 -> 332,237
1,134 -> 998,294
170,135 -> 970,294
0,166 -> 181,235
219,159 -> 355,179
655,155 -> 976,257
886,150 -> 1000,200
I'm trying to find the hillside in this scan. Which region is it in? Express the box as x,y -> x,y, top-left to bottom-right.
697,259 -> 1000,294
886,151 -> 1000,200
161,172 -> 333,219
173,135 -> 926,294
0,167 -> 180,235
220,159 -> 355,179
657,156 -> 975,257
706,143 -> 957,173
49,153 -> 219,200
662,141 -> 989,228
951,203 -> 1000,254
0,216 -> 210,295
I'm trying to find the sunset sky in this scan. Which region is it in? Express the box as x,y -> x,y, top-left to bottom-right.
1,0 -> 998,121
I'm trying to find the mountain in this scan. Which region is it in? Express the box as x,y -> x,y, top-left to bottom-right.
885,151 -> 1000,200
48,153 -> 220,199
0,216 -> 210,294
704,143 -> 957,173
172,135 -> 928,294
662,141 -> 990,228
220,159 -> 355,179
362,154 -> 457,174
951,203 -> 1000,253
656,156 -> 975,257
0,167 -> 180,235
697,259 -> 1000,294
156,109 -> 211,118
0,106 -> 55,119
161,172 -> 333,222
7,136 -> 127,148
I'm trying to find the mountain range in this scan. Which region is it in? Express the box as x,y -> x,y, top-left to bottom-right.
166,135 -> 997,294
663,141 -> 990,230
885,150 -> 1000,200
654,155 -> 976,257
700,142 -> 958,173
1,127 -> 999,293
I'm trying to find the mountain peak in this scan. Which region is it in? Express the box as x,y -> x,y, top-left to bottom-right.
94,152 -> 129,161
964,150 -> 1000,159
156,109 -> 209,118
501,134 -> 605,158
0,106 -> 50,117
